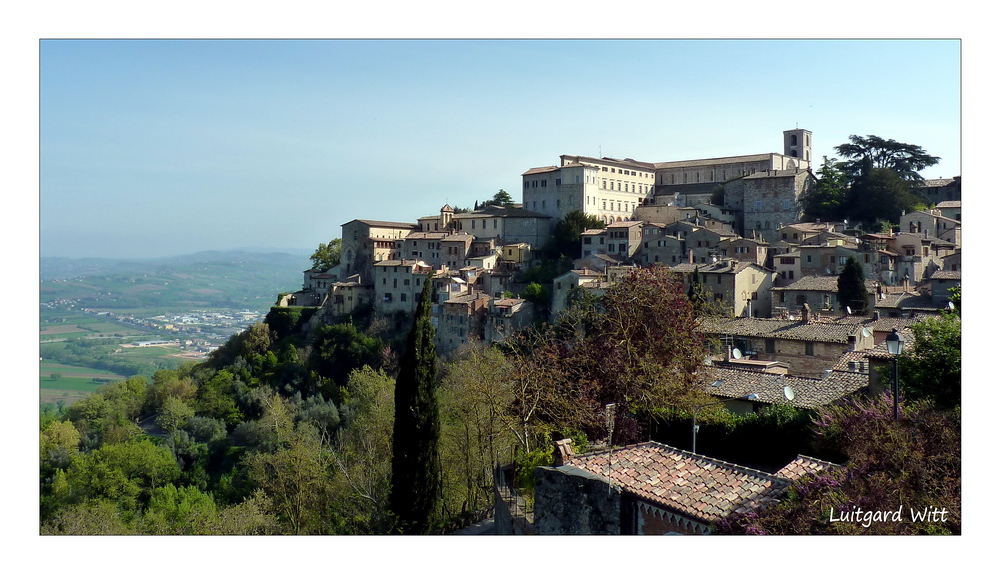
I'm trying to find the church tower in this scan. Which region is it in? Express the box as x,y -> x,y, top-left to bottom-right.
783,128 -> 812,168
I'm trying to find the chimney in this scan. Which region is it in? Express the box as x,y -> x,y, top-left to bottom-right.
554,438 -> 575,466
801,302 -> 811,323
873,310 -> 880,321
689,249 -> 695,264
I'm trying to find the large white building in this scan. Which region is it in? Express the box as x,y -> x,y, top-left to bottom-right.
522,129 -> 812,225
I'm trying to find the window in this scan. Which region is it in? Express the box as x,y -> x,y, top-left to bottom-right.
400,293 -> 407,302
555,178 -> 561,186
541,180 -> 547,187
765,339 -> 775,353
804,342 -> 815,356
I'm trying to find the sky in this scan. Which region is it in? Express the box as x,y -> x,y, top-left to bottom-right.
38,38 -> 962,260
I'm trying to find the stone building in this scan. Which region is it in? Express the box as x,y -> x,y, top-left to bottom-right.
669,259 -> 775,318
521,155 -> 656,223
451,204 -> 553,246
724,169 -> 817,243
531,440 -> 834,535
340,219 -> 419,283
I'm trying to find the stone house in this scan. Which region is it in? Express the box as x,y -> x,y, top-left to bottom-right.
452,204 -> 553,246
340,219 -> 418,283
770,275 -> 881,317
929,270 -> 961,306
440,233 -> 475,270
669,259 -> 775,318
434,290 -> 490,356
935,200 -> 961,221
900,209 -> 961,247
638,225 -> 687,267
686,227 -> 739,265
915,176 -> 961,204
719,237 -> 769,267
776,222 -> 836,245
531,440 -> 834,535
696,314 -> 876,378
772,252 -> 801,287
887,232 -> 958,283
372,260 -> 433,315
325,275 -> 373,317
604,220 -> 644,260
483,297 -> 535,346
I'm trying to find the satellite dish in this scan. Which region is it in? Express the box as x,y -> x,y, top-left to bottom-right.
783,386 -> 795,401
846,306 -> 853,315
861,327 -> 872,338
732,348 -> 743,360
948,301 -> 955,310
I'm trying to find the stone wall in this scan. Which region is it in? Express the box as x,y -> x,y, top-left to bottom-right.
533,465 -> 622,535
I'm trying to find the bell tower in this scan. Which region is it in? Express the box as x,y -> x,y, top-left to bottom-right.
783,128 -> 812,168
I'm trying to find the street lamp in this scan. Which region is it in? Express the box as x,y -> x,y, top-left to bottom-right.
885,328 -> 904,420
691,393 -> 759,454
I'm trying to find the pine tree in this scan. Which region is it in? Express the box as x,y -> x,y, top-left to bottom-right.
389,277 -> 440,533
837,256 -> 868,314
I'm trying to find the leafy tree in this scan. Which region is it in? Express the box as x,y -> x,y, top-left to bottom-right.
482,189 -> 515,208
833,135 -> 939,227
310,238 -> 342,271
898,313 -> 961,410
390,278 -> 441,533
330,366 -> 396,533
309,322 -> 385,389
801,156 -> 848,221
439,346 -> 520,516
835,134 -> 941,183
837,256 -> 868,314
544,210 -> 606,260
843,168 -> 922,227
716,395 -> 960,534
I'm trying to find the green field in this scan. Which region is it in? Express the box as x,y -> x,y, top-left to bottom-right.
40,377 -> 113,393
39,360 -> 128,376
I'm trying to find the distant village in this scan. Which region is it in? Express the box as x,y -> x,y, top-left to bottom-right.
278,129 -> 961,534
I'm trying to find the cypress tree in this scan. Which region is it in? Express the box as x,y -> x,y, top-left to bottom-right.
837,256 -> 869,314
389,276 -> 440,533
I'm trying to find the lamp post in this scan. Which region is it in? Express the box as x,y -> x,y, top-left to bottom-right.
885,328 -> 904,420
691,393 -> 758,454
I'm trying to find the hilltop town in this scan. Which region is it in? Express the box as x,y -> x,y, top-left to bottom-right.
265,128 -> 960,534
282,128 -> 959,382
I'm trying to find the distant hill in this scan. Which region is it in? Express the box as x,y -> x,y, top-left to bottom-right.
40,250 -> 311,312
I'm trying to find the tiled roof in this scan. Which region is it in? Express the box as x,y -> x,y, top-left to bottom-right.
697,316 -> 864,344
875,292 -> 938,311
607,220 -> 644,228
775,456 -> 840,481
742,169 -> 808,179
454,205 -> 552,219
921,178 -> 957,188
522,165 -> 560,176
346,219 -> 419,230
771,275 -> 879,293
930,270 -> 961,280
936,200 -> 961,208
696,365 -> 868,409
669,260 -> 763,275
403,231 -> 451,240
566,442 -> 791,523
653,153 -> 775,169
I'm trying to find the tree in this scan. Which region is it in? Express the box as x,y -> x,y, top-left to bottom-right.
544,210 -> 606,260
837,256 -> 868,314
844,168 -> 922,227
898,313 -> 961,410
310,238 -> 342,271
389,277 -> 441,533
801,156 -> 848,221
835,135 -> 940,183
716,395 -> 960,535
483,189 -> 515,208
833,135 -> 939,227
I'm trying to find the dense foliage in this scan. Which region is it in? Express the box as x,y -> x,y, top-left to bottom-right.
837,256 -> 868,314
716,394 -> 960,534
309,239 -> 342,271
899,312 -> 961,410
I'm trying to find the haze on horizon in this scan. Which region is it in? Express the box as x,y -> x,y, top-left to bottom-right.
40,39 -> 961,260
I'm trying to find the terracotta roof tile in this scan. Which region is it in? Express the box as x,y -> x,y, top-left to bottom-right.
566,442 -> 792,524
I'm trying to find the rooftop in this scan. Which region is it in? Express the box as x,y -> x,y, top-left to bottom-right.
697,365 -> 868,409
770,275 -> 880,293
566,442 -> 793,524
697,316 -> 866,344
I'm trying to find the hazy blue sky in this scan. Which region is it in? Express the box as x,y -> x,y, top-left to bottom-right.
40,39 -> 960,259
